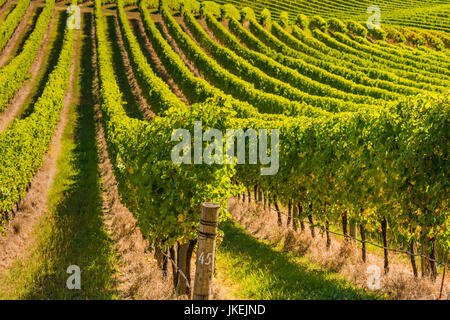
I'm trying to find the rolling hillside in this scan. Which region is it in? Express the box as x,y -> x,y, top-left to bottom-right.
0,0 -> 448,300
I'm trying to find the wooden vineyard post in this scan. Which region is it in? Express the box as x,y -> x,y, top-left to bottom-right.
193,202 -> 220,300
438,252 -> 448,300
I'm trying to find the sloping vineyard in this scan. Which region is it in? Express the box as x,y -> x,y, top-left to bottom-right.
0,0 -> 448,300
197,0 -> 450,32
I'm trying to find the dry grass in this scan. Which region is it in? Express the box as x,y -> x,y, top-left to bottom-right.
229,198 -> 449,300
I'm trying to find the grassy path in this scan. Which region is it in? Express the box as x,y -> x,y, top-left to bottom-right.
215,221 -> 380,300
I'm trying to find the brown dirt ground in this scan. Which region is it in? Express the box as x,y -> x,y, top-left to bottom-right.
93,7 -> 227,299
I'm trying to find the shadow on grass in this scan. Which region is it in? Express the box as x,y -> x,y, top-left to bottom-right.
3,12 -> 117,300
218,221 -> 380,300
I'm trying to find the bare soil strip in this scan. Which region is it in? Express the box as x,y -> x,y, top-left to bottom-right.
0,6 -> 56,133
90,11 -> 173,299
0,28 -> 79,273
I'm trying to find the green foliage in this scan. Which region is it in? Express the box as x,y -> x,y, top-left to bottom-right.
241,7 -> 255,23
0,0 -> 30,52
368,27 -> 387,41
181,11 -> 369,113
118,0 -> 185,114
208,15 -> 378,106
187,0 -> 450,33
327,18 -> 347,33
139,2 -> 265,120
288,24 -> 442,93
145,0 -> 159,9
247,19 -> 406,100
162,7 -> 327,117
308,15 -> 327,32
260,8 -> 271,28
0,0 -> 74,221
109,1 -> 450,259
385,26 -> 406,43
221,3 -> 240,21
181,0 -> 200,14
248,93 -> 448,253
295,14 -> 309,30
279,11 -> 290,28
162,0 -> 181,11
347,21 -> 368,37
313,29 -> 450,84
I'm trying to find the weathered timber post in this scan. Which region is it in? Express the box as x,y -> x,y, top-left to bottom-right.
429,238 -> 438,280
381,218 -> 389,274
307,203 -> 316,238
410,239 -> 418,278
292,204 -> 298,231
360,224 -> 367,263
298,203 -> 305,232
273,196 -> 282,227
193,202 -> 220,300
342,210 -> 348,240
287,201 -> 292,227
263,192 -> 267,210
